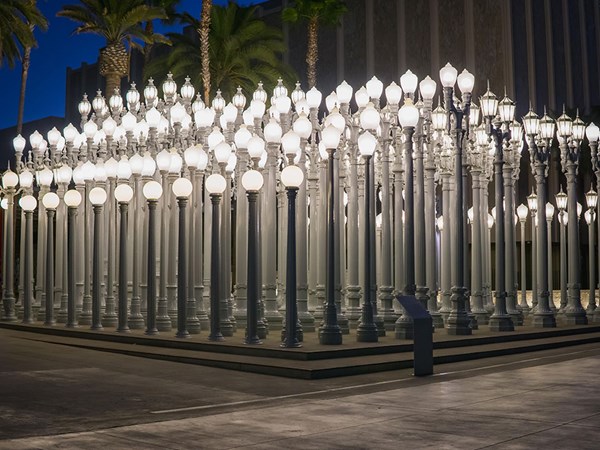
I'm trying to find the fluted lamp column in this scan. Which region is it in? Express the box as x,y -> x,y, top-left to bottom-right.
206,174 -> 227,342
242,169 -> 263,345
42,192 -> 60,326
142,181 -> 163,336
356,131 -> 379,342
172,177 -> 194,338
89,187 -> 107,331
1,169 -> 19,322
585,189 -> 598,314
556,191 -> 568,314
586,123 -> 600,321
516,204 -> 530,315
115,184 -> 134,333
64,189 -> 82,328
19,195 -> 37,324
281,165 -> 304,348
546,202 -> 556,311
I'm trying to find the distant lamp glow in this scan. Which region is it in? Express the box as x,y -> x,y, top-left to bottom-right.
19,195 -> 37,211
64,190 -> 82,207
89,187 -> 107,205
42,192 -> 60,210
206,174 -> 227,195
172,178 -> 193,198
241,170 -> 264,192
143,181 -> 163,200
281,165 -> 304,188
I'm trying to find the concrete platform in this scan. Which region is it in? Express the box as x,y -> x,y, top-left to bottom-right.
2,320 -> 600,379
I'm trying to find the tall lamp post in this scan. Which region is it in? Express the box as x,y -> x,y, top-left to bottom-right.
557,111 -> 588,324
440,63 -> 473,335
206,173 -> 227,341
142,181 -> 163,336
516,204 -> 529,315
527,191 -> 538,311
281,165 -> 303,348
585,189 -> 598,315
523,109 -> 556,327
89,187 -> 107,331
545,202 -> 556,311
556,188 -> 568,313
172,177 -> 193,338
19,194 -> 37,323
115,184 -> 134,333
356,131 -> 379,342
319,124 -> 343,345
1,169 -> 19,322
64,189 -> 82,328
42,192 -> 60,326
241,169 -> 263,344
587,123 -> 600,321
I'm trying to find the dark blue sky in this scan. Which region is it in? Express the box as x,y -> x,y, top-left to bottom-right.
0,0 -> 266,130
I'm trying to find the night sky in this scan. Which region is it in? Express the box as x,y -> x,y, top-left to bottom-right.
0,0 -> 266,131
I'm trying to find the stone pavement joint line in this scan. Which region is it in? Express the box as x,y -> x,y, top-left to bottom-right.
3,355 -> 600,449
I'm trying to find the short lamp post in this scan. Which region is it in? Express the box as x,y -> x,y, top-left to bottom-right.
241,169 -> 263,345
19,194 -> 36,323
115,184 -> 134,333
206,173 -> 227,341
64,189 -> 82,328
556,188 -> 568,312
1,169 -> 19,321
281,164 -> 303,348
172,177 -> 193,338
356,131 -> 379,342
89,187 -> 107,330
142,181 -> 163,335
546,202 -> 555,310
585,188 -> 598,314
42,192 -> 60,326
516,204 -> 529,314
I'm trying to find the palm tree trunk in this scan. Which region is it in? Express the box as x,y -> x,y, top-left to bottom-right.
199,0 -> 212,104
143,21 -> 154,78
17,45 -> 32,134
306,16 -> 318,89
105,73 -> 121,100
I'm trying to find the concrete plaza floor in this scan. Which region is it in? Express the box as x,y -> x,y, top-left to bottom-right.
1,326 -> 600,449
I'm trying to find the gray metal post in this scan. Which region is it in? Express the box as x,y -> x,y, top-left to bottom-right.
588,214 -> 596,314
186,169 -> 200,334
234,154 -> 249,329
209,193 -> 224,341
79,180 -> 92,325
103,180 -> 117,327
44,208 -> 56,325
1,189 -> 16,321
504,151 -> 522,325
145,200 -> 158,336
194,170 -> 209,329
470,172 -> 488,324
35,185 -> 48,320
22,210 -> 34,324
379,141 -> 396,329
559,212 -> 568,312
128,174 -> 144,329
282,187 -> 301,348
176,197 -> 190,338
547,217 -> 556,311
117,202 -> 130,333
67,206 -> 78,328
91,204 -> 104,331
245,190 -> 261,344
157,171 -> 171,331
519,219 -> 530,314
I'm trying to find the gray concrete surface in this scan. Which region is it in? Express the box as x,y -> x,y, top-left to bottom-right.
1,328 -> 600,449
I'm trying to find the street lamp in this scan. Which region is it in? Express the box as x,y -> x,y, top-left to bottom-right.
1,168 -> 19,322
19,194 -> 36,323
517,204 -> 529,315
281,165 -> 303,348
241,169 -> 263,344
64,189 -> 82,328
546,202 -> 555,311
206,173 -> 227,341
172,177 -> 193,338
115,184 -> 134,333
523,108 -> 556,327
556,188 -> 568,313
356,131 -> 378,342
142,181 -> 163,335
319,124 -> 343,345
42,192 -> 60,326
586,188 -> 598,314
89,187 -> 107,330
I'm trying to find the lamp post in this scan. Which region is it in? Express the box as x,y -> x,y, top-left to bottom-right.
172,177 -> 193,338
319,124 -> 343,345
64,190 -> 82,328
356,131 -> 379,342
523,108 -> 556,327
546,202 -> 556,311
19,194 -> 36,323
587,123 -> 600,321
585,189 -> 598,314
89,187 -> 107,330
440,63 -> 473,335
555,188 -> 568,313
114,184 -> 134,333
527,191 -> 538,311
557,110 -> 587,324
206,173 -> 227,341
142,181 -> 162,335
517,204 -> 529,315
1,169 -> 19,321
242,169 -> 263,344
281,165 -> 303,348
42,192 -> 60,326
481,87 -> 514,332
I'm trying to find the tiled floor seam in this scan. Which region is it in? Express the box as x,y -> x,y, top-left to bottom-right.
472,422 -> 578,449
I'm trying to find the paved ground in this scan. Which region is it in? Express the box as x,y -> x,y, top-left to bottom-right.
1,328 -> 600,449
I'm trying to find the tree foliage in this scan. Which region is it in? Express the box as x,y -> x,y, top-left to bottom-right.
0,0 -> 48,68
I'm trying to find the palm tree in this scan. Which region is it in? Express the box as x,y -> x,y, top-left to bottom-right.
0,0 -> 48,133
142,0 -> 180,72
282,0 -> 346,88
58,0 -> 168,97
146,4 -> 296,100
199,0 -> 212,104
